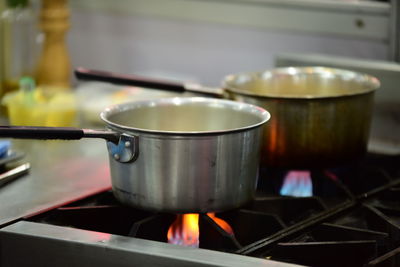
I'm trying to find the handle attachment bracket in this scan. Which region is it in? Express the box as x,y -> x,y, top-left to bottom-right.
107,134 -> 139,163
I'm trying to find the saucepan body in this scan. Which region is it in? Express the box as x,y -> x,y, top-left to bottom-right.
101,97 -> 270,213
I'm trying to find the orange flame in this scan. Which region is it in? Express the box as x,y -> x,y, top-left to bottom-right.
167,214 -> 199,247
167,213 -> 234,247
208,213 -> 234,235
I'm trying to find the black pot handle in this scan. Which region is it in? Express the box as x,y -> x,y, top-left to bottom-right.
75,67 -> 186,93
0,126 -> 138,163
75,67 -> 225,97
0,126 -> 120,144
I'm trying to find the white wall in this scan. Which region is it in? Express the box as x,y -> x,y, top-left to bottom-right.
68,8 -> 388,85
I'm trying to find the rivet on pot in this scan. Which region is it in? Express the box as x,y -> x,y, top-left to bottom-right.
125,141 -> 131,148
113,154 -> 120,160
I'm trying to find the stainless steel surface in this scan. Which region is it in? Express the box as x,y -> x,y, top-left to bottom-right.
0,163 -> 30,187
101,97 -> 270,213
0,139 -> 111,227
0,221 -> 302,267
224,66 -> 379,168
72,0 -> 390,40
389,0 -> 400,61
275,53 -> 400,155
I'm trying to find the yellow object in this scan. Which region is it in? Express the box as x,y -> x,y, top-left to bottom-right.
2,87 -> 77,126
36,0 -> 71,89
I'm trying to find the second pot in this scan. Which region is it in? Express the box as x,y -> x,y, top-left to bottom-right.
223,67 -> 380,168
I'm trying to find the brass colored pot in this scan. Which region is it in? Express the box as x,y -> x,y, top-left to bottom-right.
223,67 -> 380,169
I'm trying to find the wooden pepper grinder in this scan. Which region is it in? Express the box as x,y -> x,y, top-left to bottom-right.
36,0 -> 71,89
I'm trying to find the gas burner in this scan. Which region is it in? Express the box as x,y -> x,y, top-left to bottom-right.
27,192 -> 326,252
2,154 -> 400,267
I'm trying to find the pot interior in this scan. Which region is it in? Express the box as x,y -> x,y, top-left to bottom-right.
101,97 -> 270,134
224,66 -> 380,99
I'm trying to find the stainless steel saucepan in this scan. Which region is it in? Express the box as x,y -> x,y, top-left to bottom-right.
0,97 -> 270,213
76,66 -> 380,169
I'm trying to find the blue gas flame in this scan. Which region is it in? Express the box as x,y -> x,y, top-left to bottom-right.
280,170 -> 313,197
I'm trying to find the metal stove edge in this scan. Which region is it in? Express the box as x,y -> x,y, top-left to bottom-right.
0,221 -> 302,267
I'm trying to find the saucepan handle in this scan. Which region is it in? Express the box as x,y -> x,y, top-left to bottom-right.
74,67 -> 225,97
75,67 -> 186,93
0,126 -> 138,163
0,126 -> 119,143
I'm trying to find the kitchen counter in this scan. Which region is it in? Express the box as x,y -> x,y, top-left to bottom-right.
0,138 -> 111,227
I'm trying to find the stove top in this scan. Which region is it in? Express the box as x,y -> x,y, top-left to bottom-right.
1,153 -> 400,267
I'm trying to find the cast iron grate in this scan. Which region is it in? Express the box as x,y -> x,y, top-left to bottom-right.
27,194 -> 326,252
25,154 -> 400,267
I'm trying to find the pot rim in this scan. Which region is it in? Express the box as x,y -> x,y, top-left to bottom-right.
223,66 -> 380,99
100,97 -> 270,135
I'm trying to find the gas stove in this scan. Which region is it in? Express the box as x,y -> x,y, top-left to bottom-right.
1,153 -> 400,267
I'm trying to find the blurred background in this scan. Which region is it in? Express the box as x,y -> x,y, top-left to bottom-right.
0,0 -> 399,132
67,0 -> 392,85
